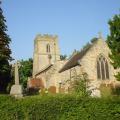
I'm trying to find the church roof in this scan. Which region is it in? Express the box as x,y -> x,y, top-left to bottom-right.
59,48 -> 90,73
59,38 -> 100,73
35,64 -> 53,77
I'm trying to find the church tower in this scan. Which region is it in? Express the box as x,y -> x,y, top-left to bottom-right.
33,34 -> 60,77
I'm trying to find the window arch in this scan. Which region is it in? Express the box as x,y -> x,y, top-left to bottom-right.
46,44 -> 50,53
97,55 -> 109,80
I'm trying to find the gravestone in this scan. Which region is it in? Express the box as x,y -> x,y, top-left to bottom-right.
10,61 -> 23,98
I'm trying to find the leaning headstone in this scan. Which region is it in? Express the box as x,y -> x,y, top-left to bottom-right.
10,61 -> 23,98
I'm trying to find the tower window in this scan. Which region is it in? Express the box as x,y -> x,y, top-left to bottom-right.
97,55 -> 109,80
46,44 -> 50,53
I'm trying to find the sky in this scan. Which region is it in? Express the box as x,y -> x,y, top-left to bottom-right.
1,0 -> 120,60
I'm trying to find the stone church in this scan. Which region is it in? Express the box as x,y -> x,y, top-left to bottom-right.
28,34 -> 120,96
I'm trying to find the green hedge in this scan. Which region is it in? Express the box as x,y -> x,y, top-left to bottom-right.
0,94 -> 120,120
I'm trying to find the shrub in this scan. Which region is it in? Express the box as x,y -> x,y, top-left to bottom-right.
26,87 -> 40,95
70,73 -> 91,97
100,83 -> 120,97
112,86 -> 120,95
1,94 -> 120,120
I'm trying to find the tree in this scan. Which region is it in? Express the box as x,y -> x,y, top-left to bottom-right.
19,58 -> 33,88
107,13 -> 120,81
90,37 -> 98,43
0,2 -> 12,92
70,73 -> 91,97
69,49 -> 79,58
60,54 -> 67,60
82,42 -> 91,51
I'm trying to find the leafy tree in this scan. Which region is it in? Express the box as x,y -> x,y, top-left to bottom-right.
69,49 -> 79,58
107,13 -> 120,81
60,54 -> 67,60
69,38 -> 98,59
0,2 -> 12,92
70,73 -> 91,97
91,37 -> 98,43
19,58 -> 33,88
82,42 -> 91,51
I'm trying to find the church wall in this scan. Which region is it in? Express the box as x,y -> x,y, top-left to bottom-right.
74,38 -> 119,97
33,34 -> 60,77
80,38 -> 116,82
32,34 -> 120,96
36,60 -> 71,93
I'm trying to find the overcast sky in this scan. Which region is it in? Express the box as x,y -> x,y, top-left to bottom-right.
1,0 -> 120,60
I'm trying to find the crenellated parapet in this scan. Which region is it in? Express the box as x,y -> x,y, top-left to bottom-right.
33,33 -> 60,77
35,34 -> 58,41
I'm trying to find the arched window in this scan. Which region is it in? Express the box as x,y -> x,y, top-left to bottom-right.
46,44 -> 50,53
97,55 -> 109,80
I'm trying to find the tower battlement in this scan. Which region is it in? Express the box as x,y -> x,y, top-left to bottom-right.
35,34 -> 58,41
33,34 -> 60,77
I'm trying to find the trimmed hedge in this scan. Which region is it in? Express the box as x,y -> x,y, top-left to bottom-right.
0,94 -> 120,120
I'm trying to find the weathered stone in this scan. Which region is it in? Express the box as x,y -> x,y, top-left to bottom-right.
31,34 -> 120,97
10,61 -> 23,98
10,85 -> 23,97
33,34 -> 60,77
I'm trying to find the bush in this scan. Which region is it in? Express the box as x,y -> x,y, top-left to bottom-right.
100,83 -> 120,97
0,94 -> 120,120
112,86 -> 120,95
70,73 -> 91,97
26,87 -> 40,95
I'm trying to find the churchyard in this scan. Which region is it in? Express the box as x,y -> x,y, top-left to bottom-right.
1,1 -> 120,119
0,57 -> 120,119
1,61 -> 120,120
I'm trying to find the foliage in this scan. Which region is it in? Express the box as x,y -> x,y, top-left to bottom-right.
112,87 -> 120,96
91,37 -> 98,43
60,54 -> 67,60
115,72 -> 120,81
100,83 -> 120,97
107,13 -> 120,80
19,58 -> 33,88
81,37 -> 98,52
0,3 -> 12,92
69,49 -> 79,58
82,42 -> 91,51
27,87 -> 40,95
69,37 -> 98,59
0,94 -> 120,120
70,73 -> 91,97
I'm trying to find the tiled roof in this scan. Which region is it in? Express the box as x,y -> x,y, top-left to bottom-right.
59,40 -> 98,73
35,64 -> 53,77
